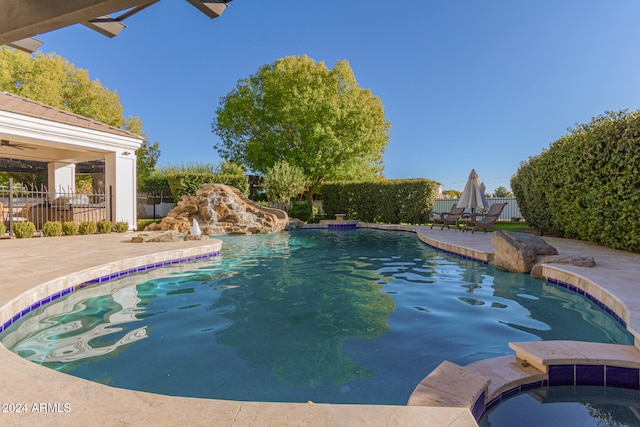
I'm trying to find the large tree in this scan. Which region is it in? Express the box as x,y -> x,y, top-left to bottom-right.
0,46 -> 124,127
0,47 -> 159,185
212,55 -> 391,202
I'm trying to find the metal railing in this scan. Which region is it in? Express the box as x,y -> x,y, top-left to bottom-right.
1,179 -> 111,236
137,192 -> 175,220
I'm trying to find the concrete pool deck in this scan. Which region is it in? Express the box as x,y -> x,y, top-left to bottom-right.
1,227 -> 639,426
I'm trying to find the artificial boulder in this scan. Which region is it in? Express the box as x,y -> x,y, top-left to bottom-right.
131,231 -> 184,243
492,230 -> 559,273
530,254 -> 596,279
144,184 -> 288,235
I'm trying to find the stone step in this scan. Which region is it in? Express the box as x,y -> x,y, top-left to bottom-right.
509,340 -> 640,373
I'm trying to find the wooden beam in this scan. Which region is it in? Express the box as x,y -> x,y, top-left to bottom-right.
82,16 -> 126,38
0,0 -> 153,45
185,0 -> 230,19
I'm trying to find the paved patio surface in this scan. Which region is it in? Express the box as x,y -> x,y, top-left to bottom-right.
0,227 -> 638,426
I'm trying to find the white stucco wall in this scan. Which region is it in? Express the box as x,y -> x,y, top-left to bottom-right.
104,152 -> 138,229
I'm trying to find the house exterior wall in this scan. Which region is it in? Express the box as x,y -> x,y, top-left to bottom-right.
105,152 -> 137,229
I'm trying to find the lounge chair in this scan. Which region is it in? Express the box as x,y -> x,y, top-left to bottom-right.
6,203 -> 33,223
430,205 -> 465,230
461,202 -> 507,233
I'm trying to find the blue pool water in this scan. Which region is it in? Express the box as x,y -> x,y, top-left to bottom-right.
0,229 -> 633,404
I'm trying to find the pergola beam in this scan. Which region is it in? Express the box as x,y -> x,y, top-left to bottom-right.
0,0 -> 153,45
7,37 -> 44,54
82,16 -> 127,38
185,0 -> 230,19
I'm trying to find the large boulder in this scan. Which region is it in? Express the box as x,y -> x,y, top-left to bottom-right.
131,231 -> 184,243
492,230 -> 558,273
530,254 -> 596,279
144,184 -> 289,235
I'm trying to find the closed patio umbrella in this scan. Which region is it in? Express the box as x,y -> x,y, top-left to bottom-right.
457,169 -> 489,213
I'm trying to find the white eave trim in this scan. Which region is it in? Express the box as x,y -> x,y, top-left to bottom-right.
0,110 -> 144,153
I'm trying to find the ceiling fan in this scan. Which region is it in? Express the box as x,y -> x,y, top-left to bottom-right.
1,139 -> 35,150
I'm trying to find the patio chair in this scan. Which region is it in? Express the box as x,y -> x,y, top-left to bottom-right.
461,202 -> 507,233
8,203 -> 33,222
430,205 -> 465,230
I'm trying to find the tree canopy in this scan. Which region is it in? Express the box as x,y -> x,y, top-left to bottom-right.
0,46 -> 124,127
212,55 -> 391,199
0,47 -> 159,185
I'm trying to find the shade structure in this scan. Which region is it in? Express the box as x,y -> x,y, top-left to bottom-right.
458,169 -> 489,212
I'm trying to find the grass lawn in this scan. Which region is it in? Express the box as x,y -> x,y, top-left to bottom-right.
494,222 -> 529,232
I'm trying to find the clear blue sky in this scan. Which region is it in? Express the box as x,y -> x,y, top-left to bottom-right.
37,0 -> 640,192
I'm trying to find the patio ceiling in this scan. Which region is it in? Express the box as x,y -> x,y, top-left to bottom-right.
0,138 -> 111,164
0,0 -> 232,53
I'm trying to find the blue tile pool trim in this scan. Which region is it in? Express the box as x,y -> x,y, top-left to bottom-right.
546,278 -> 627,329
480,363 -> 640,422
328,223 -> 357,229
0,250 -> 220,334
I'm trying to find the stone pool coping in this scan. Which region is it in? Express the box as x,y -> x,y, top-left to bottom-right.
1,227 -> 639,426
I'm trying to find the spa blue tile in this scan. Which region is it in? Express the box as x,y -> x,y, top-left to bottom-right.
521,381 -> 544,392
549,365 -> 575,386
502,387 -> 519,399
576,364 -> 604,386
606,366 -> 640,389
472,391 -> 485,421
486,396 -> 501,411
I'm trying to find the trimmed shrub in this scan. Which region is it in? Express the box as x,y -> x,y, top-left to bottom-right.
289,201 -> 313,222
96,220 -> 113,234
166,172 -> 249,202
114,221 -> 129,233
42,221 -> 63,237
0,222 -> 6,235
78,221 -> 97,235
321,179 -> 437,224
13,221 -> 36,238
512,110 -> 640,251
62,221 -> 79,236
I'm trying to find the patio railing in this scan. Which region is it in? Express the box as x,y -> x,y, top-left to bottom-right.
1,179 -> 111,236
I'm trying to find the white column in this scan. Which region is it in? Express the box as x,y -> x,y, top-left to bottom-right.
47,162 -> 76,197
104,151 -> 137,230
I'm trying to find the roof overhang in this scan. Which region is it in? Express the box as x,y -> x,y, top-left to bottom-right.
0,109 -> 143,164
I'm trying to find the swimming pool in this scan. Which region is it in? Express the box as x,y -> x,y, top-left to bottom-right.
0,229 -> 633,405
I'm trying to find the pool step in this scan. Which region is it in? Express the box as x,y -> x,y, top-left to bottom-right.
509,340 -> 640,374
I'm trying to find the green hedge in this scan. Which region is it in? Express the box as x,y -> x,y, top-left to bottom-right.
511,110 -> 640,251
320,179 -> 437,224
166,173 -> 249,202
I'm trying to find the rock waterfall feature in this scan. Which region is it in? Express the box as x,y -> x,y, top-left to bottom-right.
144,184 -> 289,235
